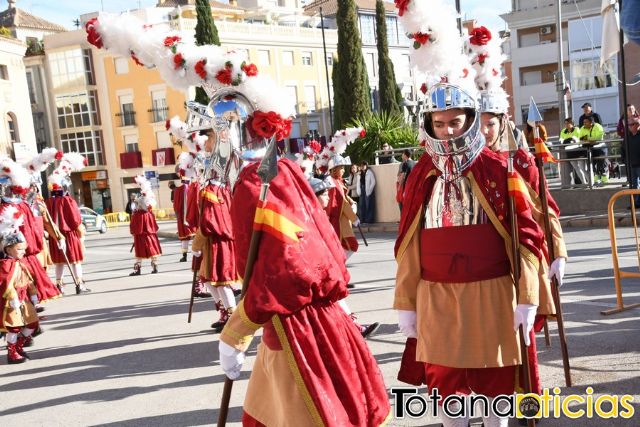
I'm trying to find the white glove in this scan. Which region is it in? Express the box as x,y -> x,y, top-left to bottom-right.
219,341 -> 245,380
548,257 -> 566,287
57,238 -> 66,251
30,295 -> 39,306
513,304 -> 538,346
192,250 -> 202,258
397,310 -> 417,338
351,202 -> 358,214
9,298 -> 21,309
353,219 -> 360,227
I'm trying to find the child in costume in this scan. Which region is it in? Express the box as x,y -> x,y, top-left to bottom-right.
129,175 -> 162,275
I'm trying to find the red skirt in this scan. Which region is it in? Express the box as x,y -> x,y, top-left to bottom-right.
49,229 -> 84,264
133,233 -> 162,259
201,238 -> 237,284
24,254 -> 61,303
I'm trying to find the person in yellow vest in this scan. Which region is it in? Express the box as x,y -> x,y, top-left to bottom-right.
579,116 -> 607,185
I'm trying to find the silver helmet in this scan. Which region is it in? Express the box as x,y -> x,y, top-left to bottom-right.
422,82 -> 485,179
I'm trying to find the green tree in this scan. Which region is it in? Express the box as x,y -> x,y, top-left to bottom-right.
194,0 -> 220,105
334,0 -> 371,130
375,0 -> 401,116
0,27 -> 12,38
331,55 -> 343,133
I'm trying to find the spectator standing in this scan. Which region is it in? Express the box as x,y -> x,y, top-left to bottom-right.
579,116 -> 607,185
125,193 -> 136,216
560,118 -> 588,186
346,164 -> 360,203
396,149 -> 416,211
621,118 -> 640,207
169,181 -> 176,203
578,102 -> 603,127
357,161 -> 376,224
378,143 -> 397,164
524,121 -> 548,148
617,104 -> 639,138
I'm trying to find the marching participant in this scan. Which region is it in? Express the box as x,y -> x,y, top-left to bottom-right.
173,174 -> 195,263
0,156 -> 61,304
129,175 -> 162,275
46,153 -> 90,295
308,175 -> 380,339
191,125 -> 240,332
473,24 -> 568,395
0,207 -> 40,364
393,2 -> 545,426
216,91 -> 390,426
84,14 -> 390,424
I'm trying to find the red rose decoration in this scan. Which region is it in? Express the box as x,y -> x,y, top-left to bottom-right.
309,140 -> 321,153
130,51 -> 143,67
420,83 -> 428,94
395,0 -> 411,16
85,18 -> 103,49
195,60 -> 207,79
83,158 -> 88,166
3,167 -> 10,173
241,62 -> 258,77
359,129 -> 366,138
215,67 -> 233,85
29,165 -> 35,170
413,32 -> 430,45
469,26 -> 492,46
249,111 -> 292,141
163,36 -> 181,47
55,151 -> 63,160
11,186 -> 27,195
477,53 -> 488,65
165,120 -> 171,131
173,53 -> 185,70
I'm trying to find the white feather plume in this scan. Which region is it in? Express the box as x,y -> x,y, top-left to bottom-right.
0,157 -> 31,191
23,148 -> 61,174
0,205 -> 24,244
134,175 -> 157,209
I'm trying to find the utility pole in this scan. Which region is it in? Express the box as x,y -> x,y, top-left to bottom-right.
555,0 -> 571,187
320,7 -> 334,132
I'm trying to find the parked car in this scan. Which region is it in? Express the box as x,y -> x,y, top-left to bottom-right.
80,207 -> 108,233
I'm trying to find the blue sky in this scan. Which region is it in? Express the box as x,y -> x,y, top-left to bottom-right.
1,0 -> 511,32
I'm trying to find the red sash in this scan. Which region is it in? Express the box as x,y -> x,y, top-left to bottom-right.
420,223 -> 510,282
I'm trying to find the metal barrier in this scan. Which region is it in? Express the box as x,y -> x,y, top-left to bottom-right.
604,189 -> 640,315
373,137 -> 628,190
152,208 -> 176,220
104,212 -> 129,225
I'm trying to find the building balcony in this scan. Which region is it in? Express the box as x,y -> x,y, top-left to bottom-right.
115,111 -> 136,127
120,151 -> 142,169
511,40 -> 568,68
152,147 -> 176,167
148,106 -> 169,123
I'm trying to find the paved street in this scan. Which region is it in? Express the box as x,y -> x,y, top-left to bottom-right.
0,223 -> 639,426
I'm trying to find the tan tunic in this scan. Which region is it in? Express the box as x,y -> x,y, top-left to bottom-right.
2,262 -> 38,330
394,207 -> 540,369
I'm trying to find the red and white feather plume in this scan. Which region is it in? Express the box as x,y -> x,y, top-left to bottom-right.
134,175 -> 157,210
0,156 -> 31,195
314,127 -> 365,172
23,148 -> 63,174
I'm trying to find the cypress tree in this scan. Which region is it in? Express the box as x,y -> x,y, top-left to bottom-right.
335,0 -> 371,129
194,0 -> 220,105
375,0 -> 401,116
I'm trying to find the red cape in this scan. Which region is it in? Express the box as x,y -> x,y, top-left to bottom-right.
232,158 -> 390,425
172,184 -> 196,239
199,183 -> 233,240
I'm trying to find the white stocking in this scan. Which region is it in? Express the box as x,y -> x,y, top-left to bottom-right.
219,286 -> 236,310
337,299 -> 352,315
5,332 -> 18,344
72,263 -> 83,281
482,397 -> 509,427
180,240 -> 189,253
22,327 -> 35,337
439,399 -> 469,427
55,264 -> 64,281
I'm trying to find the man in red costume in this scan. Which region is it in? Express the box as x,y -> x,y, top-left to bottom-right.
0,207 -> 41,364
46,153 -> 90,295
219,151 -> 390,425
191,128 -> 239,332
0,156 -> 61,305
129,175 -> 162,275
325,155 -> 359,257
172,172 -> 196,263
